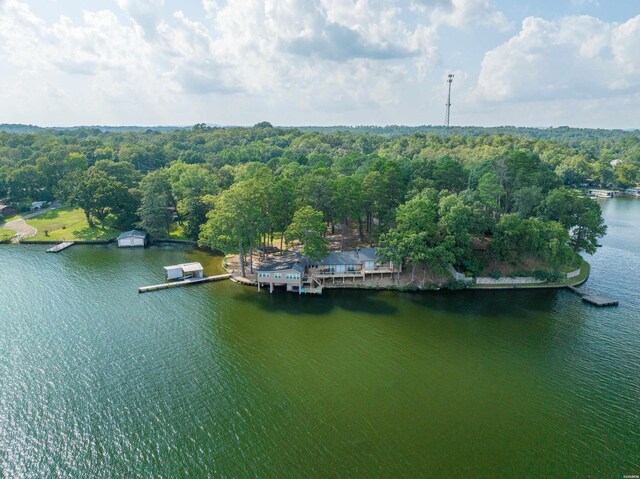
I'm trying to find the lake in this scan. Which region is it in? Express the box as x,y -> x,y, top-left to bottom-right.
1,198 -> 639,478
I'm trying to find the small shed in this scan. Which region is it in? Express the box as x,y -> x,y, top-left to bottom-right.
117,230 -> 149,248
0,204 -> 17,218
164,262 -> 204,281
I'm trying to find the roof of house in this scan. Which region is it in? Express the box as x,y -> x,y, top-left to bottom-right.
117,230 -> 148,240
164,262 -> 203,272
257,257 -> 307,273
319,248 -> 378,266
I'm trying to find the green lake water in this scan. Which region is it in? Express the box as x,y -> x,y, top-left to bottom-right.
1,199 -> 639,478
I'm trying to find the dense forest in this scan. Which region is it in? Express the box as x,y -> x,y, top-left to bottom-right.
2,123 -> 637,279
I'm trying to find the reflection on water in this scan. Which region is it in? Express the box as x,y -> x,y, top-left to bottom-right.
0,198 -> 639,478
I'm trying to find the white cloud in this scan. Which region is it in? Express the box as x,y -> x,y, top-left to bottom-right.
0,0 -> 172,122
9,0 -> 636,128
116,0 -> 164,37
197,0 -> 439,105
473,15 -> 640,103
412,0 -> 511,30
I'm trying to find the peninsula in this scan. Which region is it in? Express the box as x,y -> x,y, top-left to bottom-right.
2,124 -> 633,292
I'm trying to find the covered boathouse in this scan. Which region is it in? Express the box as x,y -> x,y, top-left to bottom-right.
117,230 -> 149,248
164,263 -> 204,281
256,257 -> 323,294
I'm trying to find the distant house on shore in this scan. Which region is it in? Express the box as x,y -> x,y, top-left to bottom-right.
164,262 -> 204,281
256,248 -> 397,295
587,189 -> 618,198
0,204 -> 16,218
117,230 -> 149,248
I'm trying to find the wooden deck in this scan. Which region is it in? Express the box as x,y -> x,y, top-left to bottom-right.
46,241 -> 75,253
139,274 -> 231,293
566,285 -> 618,307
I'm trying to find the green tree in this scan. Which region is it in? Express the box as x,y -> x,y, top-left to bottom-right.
541,188 -> 607,254
478,171 -> 505,215
137,170 -> 174,238
614,163 -> 639,189
270,178 -> 297,253
432,157 -> 468,192
57,169 -> 129,228
8,166 -> 47,202
199,180 -> 266,277
438,194 -> 474,265
380,189 -> 454,281
285,206 -> 329,261
332,175 -> 364,250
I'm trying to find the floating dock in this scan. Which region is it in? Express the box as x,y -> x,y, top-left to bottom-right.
566,285 -> 618,307
138,274 -> 231,293
581,295 -> 619,307
46,241 -> 75,253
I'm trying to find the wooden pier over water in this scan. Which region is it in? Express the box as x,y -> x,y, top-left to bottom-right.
138,274 -> 231,293
46,241 -> 75,253
566,285 -> 619,307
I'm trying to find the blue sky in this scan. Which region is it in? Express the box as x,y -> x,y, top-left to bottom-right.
0,0 -> 638,128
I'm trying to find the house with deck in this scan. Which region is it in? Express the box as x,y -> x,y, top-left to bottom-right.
256,248 -> 398,294
257,257 -> 322,294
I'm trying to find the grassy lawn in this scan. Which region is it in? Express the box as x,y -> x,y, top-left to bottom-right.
563,260 -> 590,285
1,214 -> 19,223
27,207 -> 120,241
0,229 -> 16,242
168,223 -> 188,240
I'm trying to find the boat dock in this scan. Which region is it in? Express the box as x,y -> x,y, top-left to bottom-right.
46,241 -> 75,253
138,274 -> 231,293
566,285 -> 619,307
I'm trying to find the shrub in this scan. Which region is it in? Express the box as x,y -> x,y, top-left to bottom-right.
445,280 -> 469,290
461,257 -> 486,276
531,270 -> 564,282
489,270 -> 502,279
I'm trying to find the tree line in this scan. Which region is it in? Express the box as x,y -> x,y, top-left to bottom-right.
0,124 -> 617,276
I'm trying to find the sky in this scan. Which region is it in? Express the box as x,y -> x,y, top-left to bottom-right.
0,0 -> 638,128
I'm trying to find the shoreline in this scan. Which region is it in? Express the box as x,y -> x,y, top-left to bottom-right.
4,242 -> 591,294
223,254 -> 591,293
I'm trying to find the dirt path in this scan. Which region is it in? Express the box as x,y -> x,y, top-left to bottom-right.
1,218 -> 36,242
0,205 -> 58,243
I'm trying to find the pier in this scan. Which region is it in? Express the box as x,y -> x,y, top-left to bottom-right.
566,285 -> 619,307
46,241 -> 75,253
138,274 -> 231,293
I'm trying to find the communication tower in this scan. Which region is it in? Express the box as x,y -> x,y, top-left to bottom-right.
445,74 -> 454,127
